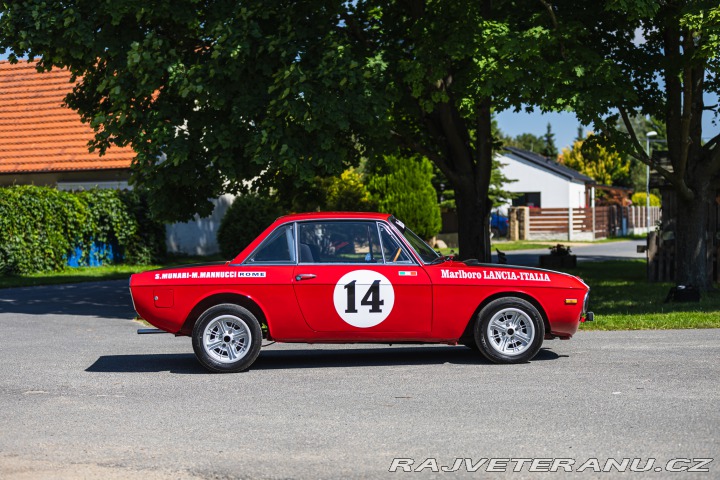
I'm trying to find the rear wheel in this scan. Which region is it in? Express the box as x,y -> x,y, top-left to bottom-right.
192,304 -> 262,373
474,297 -> 544,364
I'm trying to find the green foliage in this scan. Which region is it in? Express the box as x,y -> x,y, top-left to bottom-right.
617,115 -> 667,191
117,190 -> 167,264
276,167 -> 377,213
503,132 -> 545,153
436,156 -> 516,210
0,186 -> 85,274
559,135 -> 631,186
0,0 -> 571,261
538,1 -> 720,286
541,123 -> 558,159
489,157 -> 517,207
367,155 -> 441,240
217,194 -> 284,259
0,0 -> 391,222
325,168 -> 376,212
0,186 -> 164,275
631,192 -> 661,207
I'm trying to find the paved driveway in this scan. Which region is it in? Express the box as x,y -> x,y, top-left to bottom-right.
0,279 -> 718,479
492,239 -> 646,267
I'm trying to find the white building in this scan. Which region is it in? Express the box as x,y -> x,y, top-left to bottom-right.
497,147 -> 594,211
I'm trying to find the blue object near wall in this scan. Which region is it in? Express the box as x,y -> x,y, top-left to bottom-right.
66,241 -> 120,267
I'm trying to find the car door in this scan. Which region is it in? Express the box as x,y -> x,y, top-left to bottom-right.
239,223 -> 308,339
292,220 -> 432,335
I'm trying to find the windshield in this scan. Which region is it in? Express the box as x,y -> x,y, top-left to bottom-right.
388,216 -> 441,264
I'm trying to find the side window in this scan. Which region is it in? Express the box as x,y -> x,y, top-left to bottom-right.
297,221 -> 382,263
379,224 -> 413,263
245,225 -> 295,264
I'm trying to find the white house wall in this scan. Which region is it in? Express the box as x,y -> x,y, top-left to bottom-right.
165,193 -> 235,256
498,153 -> 587,209
568,181 -> 587,208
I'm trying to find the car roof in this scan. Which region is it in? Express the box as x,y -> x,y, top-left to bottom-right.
275,212 -> 393,222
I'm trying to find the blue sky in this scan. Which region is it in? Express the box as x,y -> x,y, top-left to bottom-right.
496,93 -> 720,152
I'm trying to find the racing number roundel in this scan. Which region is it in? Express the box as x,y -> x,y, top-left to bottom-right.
333,270 -> 395,328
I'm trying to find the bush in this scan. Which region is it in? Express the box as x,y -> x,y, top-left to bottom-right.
0,185 -> 165,275
325,168 -> 376,212
631,192 -> 661,207
118,190 -> 166,264
217,194 -> 284,259
367,154 -> 441,240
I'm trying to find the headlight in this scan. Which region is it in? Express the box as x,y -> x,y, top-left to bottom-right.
582,289 -> 590,314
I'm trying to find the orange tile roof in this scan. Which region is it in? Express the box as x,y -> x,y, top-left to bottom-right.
0,60 -> 134,174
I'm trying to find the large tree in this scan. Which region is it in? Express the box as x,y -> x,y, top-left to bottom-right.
546,1 -> 720,290
0,1 -> 561,261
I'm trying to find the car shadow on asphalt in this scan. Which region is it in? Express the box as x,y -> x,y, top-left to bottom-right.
85,347 -> 566,374
86,353 -> 206,374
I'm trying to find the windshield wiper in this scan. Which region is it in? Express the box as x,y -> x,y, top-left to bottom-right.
428,255 -> 450,265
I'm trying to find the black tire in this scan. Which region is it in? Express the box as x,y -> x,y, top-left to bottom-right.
192,303 -> 263,373
474,297 -> 544,364
460,340 -> 479,350
490,227 -> 500,239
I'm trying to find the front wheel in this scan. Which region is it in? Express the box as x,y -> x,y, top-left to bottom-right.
474,297 -> 544,364
192,304 -> 262,373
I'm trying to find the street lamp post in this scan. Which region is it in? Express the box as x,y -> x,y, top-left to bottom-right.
646,131 -> 658,232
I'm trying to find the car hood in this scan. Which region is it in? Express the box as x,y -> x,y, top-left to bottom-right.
433,260 -> 588,290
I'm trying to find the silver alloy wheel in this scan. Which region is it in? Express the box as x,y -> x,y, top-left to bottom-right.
202,315 -> 252,364
486,308 -> 535,356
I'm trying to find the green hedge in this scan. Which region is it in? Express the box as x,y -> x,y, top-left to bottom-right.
217,194 -> 283,259
0,185 -> 165,275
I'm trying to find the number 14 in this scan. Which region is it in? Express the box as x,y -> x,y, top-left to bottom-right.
344,280 -> 384,313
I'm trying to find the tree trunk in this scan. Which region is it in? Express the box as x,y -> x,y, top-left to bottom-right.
674,192 -> 712,290
454,180 -> 492,262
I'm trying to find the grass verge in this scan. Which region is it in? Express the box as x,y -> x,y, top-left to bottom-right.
556,260 -> 720,330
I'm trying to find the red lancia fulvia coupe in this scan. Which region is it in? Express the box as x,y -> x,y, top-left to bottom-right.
130,212 -> 592,372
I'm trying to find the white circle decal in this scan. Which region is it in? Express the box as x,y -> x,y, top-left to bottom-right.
333,270 -> 395,328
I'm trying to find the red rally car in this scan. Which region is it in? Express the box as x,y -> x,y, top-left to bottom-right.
130,212 -> 593,373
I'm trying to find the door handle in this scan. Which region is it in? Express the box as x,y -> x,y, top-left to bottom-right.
295,273 -> 317,281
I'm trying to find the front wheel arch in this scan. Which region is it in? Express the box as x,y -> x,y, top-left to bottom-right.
458,292 -> 550,346
180,293 -> 268,337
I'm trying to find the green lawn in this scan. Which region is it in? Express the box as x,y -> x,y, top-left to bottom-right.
557,260 -> 720,330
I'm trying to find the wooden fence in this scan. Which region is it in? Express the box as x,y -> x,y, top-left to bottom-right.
510,206 -> 662,241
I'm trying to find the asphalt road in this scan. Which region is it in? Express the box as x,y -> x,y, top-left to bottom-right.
1,280 -> 718,479
492,239 -> 646,267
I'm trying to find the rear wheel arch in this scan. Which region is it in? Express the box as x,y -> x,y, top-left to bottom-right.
180,293 -> 269,337
459,292 -> 550,344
